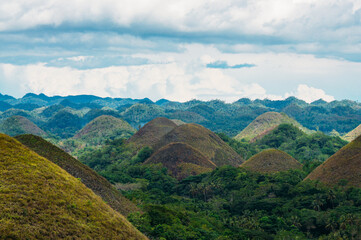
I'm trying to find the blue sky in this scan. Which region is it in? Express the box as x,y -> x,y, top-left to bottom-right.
0,0 -> 361,102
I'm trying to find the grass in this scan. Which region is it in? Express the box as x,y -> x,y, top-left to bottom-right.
0,115 -> 47,137
0,133 -> 147,239
343,123 -> 361,142
15,134 -> 139,217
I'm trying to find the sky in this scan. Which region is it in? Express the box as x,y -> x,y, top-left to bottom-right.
0,0 -> 361,103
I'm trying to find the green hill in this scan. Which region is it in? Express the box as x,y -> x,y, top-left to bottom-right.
154,123 -> 243,167
144,142 -> 216,180
0,115 -> 47,137
0,133 -> 146,239
343,124 -> 361,142
74,115 -> 136,144
128,117 -> 177,147
241,149 -> 302,173
15,134 -> 139,217
235,112 -> 311,142
305,135 -> 361,188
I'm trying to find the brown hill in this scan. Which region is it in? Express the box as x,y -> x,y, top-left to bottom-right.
145,142 -> 216,180
15,134 -> 139,216
128,117 -> 177,147
0,115 -> 47,137
154,123 -> 243,167
241,149 -> 302,173
0,133 -> 146,239
343,124 -> 361,142
306,135 -> 361,187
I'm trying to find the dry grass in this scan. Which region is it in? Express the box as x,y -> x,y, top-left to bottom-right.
343,124 -> 361,142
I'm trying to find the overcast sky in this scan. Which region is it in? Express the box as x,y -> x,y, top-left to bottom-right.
0,0 -> 361,103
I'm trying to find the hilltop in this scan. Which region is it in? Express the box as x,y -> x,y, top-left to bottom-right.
74,115 -> 136,144
343,123 -> 361,142
241,149 -> 302,173
305,135 -> 361,188
0,134 -> 146,239
15,134 -> 139,216
144,142 -> 216,180
128,117 -> 177,147
235,112 -> 311,142
0,115 -> 47,137
154,123 -> 243,167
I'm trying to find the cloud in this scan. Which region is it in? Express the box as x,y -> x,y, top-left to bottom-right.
285,84 -> 335,103
206,60 -> 256,69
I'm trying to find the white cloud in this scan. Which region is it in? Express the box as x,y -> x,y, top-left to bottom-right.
285,84 -> 335,103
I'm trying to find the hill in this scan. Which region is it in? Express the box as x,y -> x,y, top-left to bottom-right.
128,117 -> 177,147
74,115 -> 136,143
0,134 -> 146,239
305,135 -> 361,187
15,134 -> 139,216
234,112 -> 310,142
0,115 -> 47,137
144,142 -> 216,180
241,149 -> 302,173
343,124 -> 361,142
154,123 -> 243,167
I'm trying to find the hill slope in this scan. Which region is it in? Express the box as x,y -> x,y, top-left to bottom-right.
15,134 -> 139,216
145,142 -> 216,180
305,135 -> 361,187
128,117 -> 177,147
235,112 -> 310,142
154,123 -> 243,167
343,124 -> 361,142
74,115 -> 136,143
241,149 -> 302,173
0,134 -> 146,239
0,115 -> 47,137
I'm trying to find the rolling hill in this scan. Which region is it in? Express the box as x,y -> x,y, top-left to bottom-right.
234,112 -> 311,142
144,142 -> 216,180
128,117 -> 177,147
0,115 -> 47,137
15,134 -> 139,217
240,149 -> 302,173
0,133 -> 146,239
74,115 -> 136,144
343,123 -> 361,142
154,123 -> 243,167
305,135 -> 361,188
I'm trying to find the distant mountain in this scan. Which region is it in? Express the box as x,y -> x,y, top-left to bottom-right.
145,142 -> 216,180
0,101 -> 12,111
0,115 -> 47,137
74,115 -> 135,144
343,124 -> 361,142
305,135 -> 361,187
234,112 -> 311,142
15,134 -> 139,216
241,149 -> 302,173
0,134 -> 146,239
43,110 -> 82,138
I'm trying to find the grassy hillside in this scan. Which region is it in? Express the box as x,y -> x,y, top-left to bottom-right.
343,123 -> 361,142
145,142 -> 216,180
0,133 -> 146,239
235,112 -> 311,142
128,117 -> 177,147
154,123 -> 243,167
0,115 -> 47,137
241,149 -> 302,173
15,134 -> 139,216
74,115 -> 136,144
306,135 -> 361,187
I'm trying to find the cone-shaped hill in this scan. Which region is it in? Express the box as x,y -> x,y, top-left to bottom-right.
0,134 -> 146,239
128,117 -> 177,147
343,124 -> 361,142
235,112 -> 310,142
241,149 -> 302,173
15,134 -> 139,217
145,142 -> 217,180
0,115 -> 47,137
74,115 -> 136,143
154,123 -> 244,167
306,135 -> 361,187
